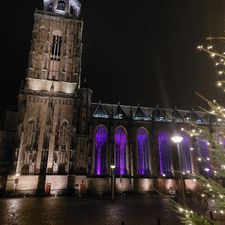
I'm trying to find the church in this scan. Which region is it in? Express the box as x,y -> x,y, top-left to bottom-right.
0,0 -> 224,196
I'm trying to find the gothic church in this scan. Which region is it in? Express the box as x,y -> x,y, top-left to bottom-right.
0,0 -> 224,196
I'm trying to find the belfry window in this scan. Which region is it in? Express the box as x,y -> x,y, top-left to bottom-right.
57,0 -> 65,10
51,35 -> 62,61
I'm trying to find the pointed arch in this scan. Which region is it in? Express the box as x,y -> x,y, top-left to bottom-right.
114,126 -> 127,175
179,133 -> 192,174
60,120 -> 69,149
26,118 -> 35,147
158,131 -> 172,176
94,125 -> 108,175
136,127 -> 150,176
196,138 -> 212,177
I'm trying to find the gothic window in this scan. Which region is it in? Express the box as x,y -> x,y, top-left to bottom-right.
196,138 -> 212,177
217,134 -> 225,148
94,125 -> 108,175
60,121 -> 69,149
27,120 -> 35,147
70,6 -> 74,15
158,131 -> 172,176
57,0 -> 65,10
51,34 -> 62,61
49,2 -> 53,11
114,127 -> 127,175
136,128 -> 150,176
179,134 -> 192,174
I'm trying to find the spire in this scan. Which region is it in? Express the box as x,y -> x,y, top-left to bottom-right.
43,0 -> 81,18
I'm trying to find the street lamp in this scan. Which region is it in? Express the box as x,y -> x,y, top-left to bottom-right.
110,165 -> 115,200
171,135 -> 186,207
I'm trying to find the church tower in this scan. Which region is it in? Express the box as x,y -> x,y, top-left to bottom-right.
15,0 -> 83,176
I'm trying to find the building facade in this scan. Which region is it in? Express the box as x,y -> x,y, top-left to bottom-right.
0,0 -> 224,196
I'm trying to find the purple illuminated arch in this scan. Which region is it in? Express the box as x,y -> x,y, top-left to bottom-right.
94,125 -> 107,175
158,131 -> 172,176
180,134 -> 192,173
114,127 -> 127,175
137,128 -> 150,176
197,138 -> 212,177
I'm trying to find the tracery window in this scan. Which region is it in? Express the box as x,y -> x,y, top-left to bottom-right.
158,131 -> 172,176
137,128 -> 150,176
51,34 -> 62,61
94,125 -> 107,175
196,138 -> 212,177
180,134 -> 192,174
114,127 -> 127,175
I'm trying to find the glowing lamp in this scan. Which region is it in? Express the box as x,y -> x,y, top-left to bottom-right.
171,135 -> 183,144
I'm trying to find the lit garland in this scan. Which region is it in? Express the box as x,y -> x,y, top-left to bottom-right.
197,37 -> 225,92
166,93 -> 225,224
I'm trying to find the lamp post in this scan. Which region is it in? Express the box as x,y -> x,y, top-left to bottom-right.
171,135 -> 186,207
110,165 -> 115,200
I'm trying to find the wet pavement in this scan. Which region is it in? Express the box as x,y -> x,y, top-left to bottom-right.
0,194 -> 190,225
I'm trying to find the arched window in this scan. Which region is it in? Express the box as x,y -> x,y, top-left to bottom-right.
137,128 -> 150,176
180,134 -> 192,174
94,125 -> 108,175
114,127 -> 127,175
57,0 -> 65,10
70,6 -> 74,15
60,121 -> 69,150
51,34 -> 62,61
196,138 -> 212,177
26,119 -> 35,147
217,134 -> 225,148
158,131 -> 172,176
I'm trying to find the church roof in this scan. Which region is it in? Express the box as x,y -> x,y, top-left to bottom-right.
93,101 -> 110,119
91,102 -> 221,125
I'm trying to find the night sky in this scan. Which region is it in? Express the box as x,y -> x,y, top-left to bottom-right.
1,0 -> 225,113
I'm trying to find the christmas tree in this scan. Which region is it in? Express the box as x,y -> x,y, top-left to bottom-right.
170,38 -> 225,225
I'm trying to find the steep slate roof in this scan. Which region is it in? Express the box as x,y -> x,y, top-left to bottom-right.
91,102 -> 222,125
133,105 -> 149,121
114,103 -> 127,119
93,101 -> 110,119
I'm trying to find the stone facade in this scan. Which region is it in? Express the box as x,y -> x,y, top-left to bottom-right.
0,0 -> 225,196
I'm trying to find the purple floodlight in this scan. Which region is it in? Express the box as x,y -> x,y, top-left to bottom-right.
137,128 -> 150,175
197,138 -> 212,177
158,131 -> 171,176
94,125 -> 107,175
180,134 -> 192,173
115,127 -> 127,175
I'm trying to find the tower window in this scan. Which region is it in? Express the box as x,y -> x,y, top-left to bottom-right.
57,0 -> 65,11
51,35 -> 62,61
70,6 -> 74,15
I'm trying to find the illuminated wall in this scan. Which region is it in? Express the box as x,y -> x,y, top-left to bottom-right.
94,125 -> 107,175
114,127 -> 127,175
197,138 -> 212,177
137,128 -> 150,176
158,131 -> 172,176
180,134 -> 192,174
